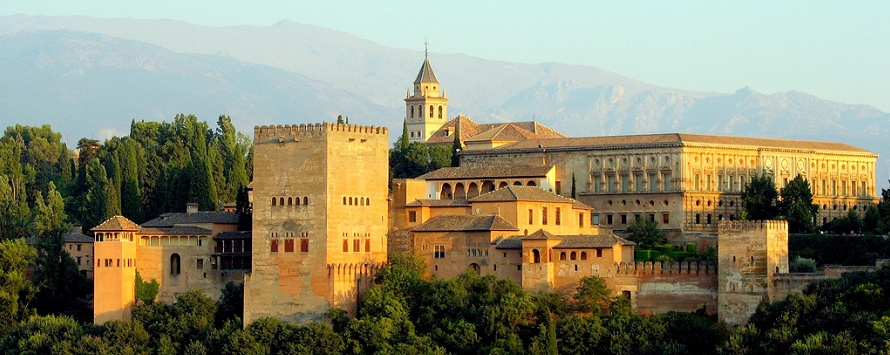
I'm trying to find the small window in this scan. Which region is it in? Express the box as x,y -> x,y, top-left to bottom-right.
560,252 -> 566,261
409,211 -> 417,223
288,197 -> 293,205
303,197 -> 308,205
438,106 -> 443,118
570,251 -> 577,260
532,249 -> 541,263
271,240 -> 279,253
343,196 -> 347,205
296,197 -> 301,206
197,258 -> 204,270
662,213 -> 670,224
434,244 -> 446,259
528,209 -> 534,224
170,254 -> 181,275
555,208 -> 561,225
542,207 -> 548,225
279,197 -> 284,206
272,197 -> 277,206
581,252 -> 587,260
596,249 -> 602,258
353,239 -> 360,252
365,239 -> 371,253
429,105 -> 434,118
77,244 -> 82,252
579,213 -> 584,227
343,239 -> 349,252
301,239 -> 309,253
284,239 -> 294,253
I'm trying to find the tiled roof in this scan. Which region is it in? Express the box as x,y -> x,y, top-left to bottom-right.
64,231 -> 94,243
521,229 -> 557,240
405,199 -> 471,207
424,116 -> 565,145
138,226 -> 213,236
214,231 -> 252,240
482,133 -> 872,154
416,166 -> 552,180
553,235 -> 635,249
413,214 -> 519,232
495,236 -> 523,249
141,211 -> 239,227
414,57 -> 439,84
469,186 -> 594,210
92,216 -> 140,231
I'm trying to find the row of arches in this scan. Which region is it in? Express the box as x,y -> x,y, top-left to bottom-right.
409,105 -> 444,119
343,196 -> 371,206
439,180 -> 537,199
271,196 -> 309,206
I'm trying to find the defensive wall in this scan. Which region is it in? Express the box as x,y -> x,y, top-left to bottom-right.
614,261 -> 719,315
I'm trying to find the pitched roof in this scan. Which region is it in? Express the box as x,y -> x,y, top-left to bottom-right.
469,186 -> 594,210
138,226 -> 213,236
553,235 -> 635,249
405,199 -> 471,207
64,231 -> 94,243
92,216 -> 140,231
414,57 -> 439,84
495,236 -> 523,249
214,231 -> 252,240
478,133 -> 872,154
141,211 -> 239,227
416,165 -> 552,180
424,116 -> 566,145
521,229 -> 557,240
413,214 -> 519,232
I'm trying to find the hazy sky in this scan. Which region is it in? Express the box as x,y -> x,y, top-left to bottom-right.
2,1 -> 888,111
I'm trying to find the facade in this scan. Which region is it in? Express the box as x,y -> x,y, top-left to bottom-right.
91,205 -> 246,324
244,123 -> 389,325
64,228 -> 95,279
458,134 -> 879,236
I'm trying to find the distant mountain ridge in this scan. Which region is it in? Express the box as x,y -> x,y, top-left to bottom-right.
0,15 -> 888,181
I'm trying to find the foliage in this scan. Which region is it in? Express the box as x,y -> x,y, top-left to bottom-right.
216,281 -> 244,327
789,256 -> 817,273
0,239 -> 38,329
789,234 -> 890,266
741,174 -> 780,221
573,276 -> 613,314
451,120 -> 461,167
31,229 -> 89,319
626,216 -> 667,248
822,209 -> 865,234
390,142 -> 452,179
135,270 -> 160,304
780,176 -> 819,233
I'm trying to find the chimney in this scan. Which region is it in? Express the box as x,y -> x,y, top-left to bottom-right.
186,203 -> 199,214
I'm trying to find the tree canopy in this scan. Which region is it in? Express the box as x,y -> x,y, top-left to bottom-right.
741,174 -> 780,221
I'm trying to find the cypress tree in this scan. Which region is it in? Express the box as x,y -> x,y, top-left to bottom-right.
451,120 -> 461,167
400,118 -> 410,151
82,158 -> 111,231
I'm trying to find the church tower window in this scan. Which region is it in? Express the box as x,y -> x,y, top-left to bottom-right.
438,106 -> 443,118
429,105 -> 434,118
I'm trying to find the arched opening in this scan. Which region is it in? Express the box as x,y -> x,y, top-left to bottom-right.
272,197 -> 277,206
454,183 -> 466,199
570,251 -> 577,260
288,197 -> 293,205
343,240 -> 349,252
295,197 -> 301,206
418,105 -> 423,118
581,252 -> 588,260
303,197 -> 308,205
481,181 -> 495,193
349,197 -> 353,205
469,263 -> 481,275
343,196 -> 347,205
364,198 -> 368,205
498,181 -> 508,189
560,252 -> 566,261
527,181 -> 537,187
429,105 -> 434,118
440,183 -> 453,199
410,106 -> 414,118
467,182 -> 480,198
532,249 -> 541,263
170,253 -> 181,275
513,181 -> 522,186
279,197 -> 284,206
438,106 -> 443,118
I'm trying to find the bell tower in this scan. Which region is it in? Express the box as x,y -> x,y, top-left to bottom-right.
405,42 -> 448,143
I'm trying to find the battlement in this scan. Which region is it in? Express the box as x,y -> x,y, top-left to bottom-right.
718,220 -> 788,234
327,262 -> 386,277
614,261 -> 717,276
254,123 -> 389,142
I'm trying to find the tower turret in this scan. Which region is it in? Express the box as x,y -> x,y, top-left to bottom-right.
405,45 -> 448,143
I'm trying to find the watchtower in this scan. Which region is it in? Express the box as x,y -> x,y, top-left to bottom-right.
405,50 -> 448,143
92,216 -> 140,324
245,123 -> 389,325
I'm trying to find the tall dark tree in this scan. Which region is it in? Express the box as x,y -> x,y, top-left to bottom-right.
82,158 -> 112,231
742,174 -> 780,221
626,216 -> 667,248
400,118 -> 410,151
780,175 -> 819,233
216,116 -> 248,204
451,121 -> 461,167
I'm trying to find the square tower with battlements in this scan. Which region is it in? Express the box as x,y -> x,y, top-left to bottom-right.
244,123 -> 389,325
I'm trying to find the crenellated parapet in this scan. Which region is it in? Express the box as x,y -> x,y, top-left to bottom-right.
718,220 -> 788,234
254,123 -> 389,143
614,261 -> 717,276
327,262 -> 386,278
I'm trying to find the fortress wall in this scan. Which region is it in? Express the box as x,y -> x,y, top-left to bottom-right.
613,261 -> 718,314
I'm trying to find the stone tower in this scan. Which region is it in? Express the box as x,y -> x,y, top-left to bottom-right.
717,220 -> 789,326
92,216 -> 140,324
405,52 -> 448,143
244,123 -> 389,325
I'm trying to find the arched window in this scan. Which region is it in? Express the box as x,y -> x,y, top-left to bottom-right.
532,249 -> 541,263
170,253 -> 181,275
419,105 -> 423,118
279,197 -> 284,206
365,198 -> 369,205
438,106 -> 443,118
527,181 -> 537,187
272,197 -> 277,206
343,196 -> 347,205
343,240 -> 349,252
581,252 -> 587,260
295,197 -> 301,206
365,239 -> 371,252
498,181 -> 508,189
349,197 -> 353,205
429,105 -> 434,118
570,251 -> 577,260
560,252 -> 566,260
410,106 -> 414,118
513,181 -> 522,186
288,197 -> 293,205
303,197 -> 308,205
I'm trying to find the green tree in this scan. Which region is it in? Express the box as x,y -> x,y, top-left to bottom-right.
451,121 -> 461,167
0,175 -> 31,240
780,175 -> 819,233
0,239 -> 38,329
742,174 -> 780,221
863,204 -> 880,233
626,216 -> 667,248
571,172 -> 577,198
216,282 -> 244,327
573,276 -> 613,314
32,228 -> 88,317
135,270 -> 160,304
82,158 -> 112,231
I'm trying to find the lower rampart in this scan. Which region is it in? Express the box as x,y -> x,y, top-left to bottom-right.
613,261 -> 718,314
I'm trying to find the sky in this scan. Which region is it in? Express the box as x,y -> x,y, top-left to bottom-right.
1,1 -> 888,111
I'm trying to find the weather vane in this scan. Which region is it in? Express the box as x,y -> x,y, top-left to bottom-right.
424,38 -> 429,58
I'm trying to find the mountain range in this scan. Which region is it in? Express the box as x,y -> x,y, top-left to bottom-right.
1,15 -> 888,182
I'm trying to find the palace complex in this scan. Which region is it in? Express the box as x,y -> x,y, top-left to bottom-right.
88,54 -> 879,327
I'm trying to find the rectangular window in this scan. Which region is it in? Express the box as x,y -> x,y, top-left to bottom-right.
77,256 -> 81,265
695,214 -> 701,224
607,175 -> 615,193
434,244 -> 446,259
694,174 -> 700,190
343,240 -> 349,252
606,214 -> 613,225
579,213 -> 584,227
662,172 -> 671,191
197,258 -> 204,270
863,182 -> 867,196
706,175 -> 711,191
821,180 -> 827,195
284,239 -> 294,253
593,214 -> 599,225
528,209 -> 534,224
662,213 -> 670,224
408,211 -> 417,222
270,240 -> 278,253
555,208 -> 561,225
77,244 -> 82,252
634,175 -> 642,192
621,214 -> 627,225
594,176 -> 601,193
555,181 -> 562,195
831,180 -> 837,195
621,175 -> 629,192
649,173 -> 657,192
707,214 -> 712,224
542,207 -> 548,225
648,213 -> 655,221
596,249 -> 603,258
301,239 -> 309,253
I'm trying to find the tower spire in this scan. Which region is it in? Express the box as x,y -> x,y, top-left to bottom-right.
424,38 -> 429,58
